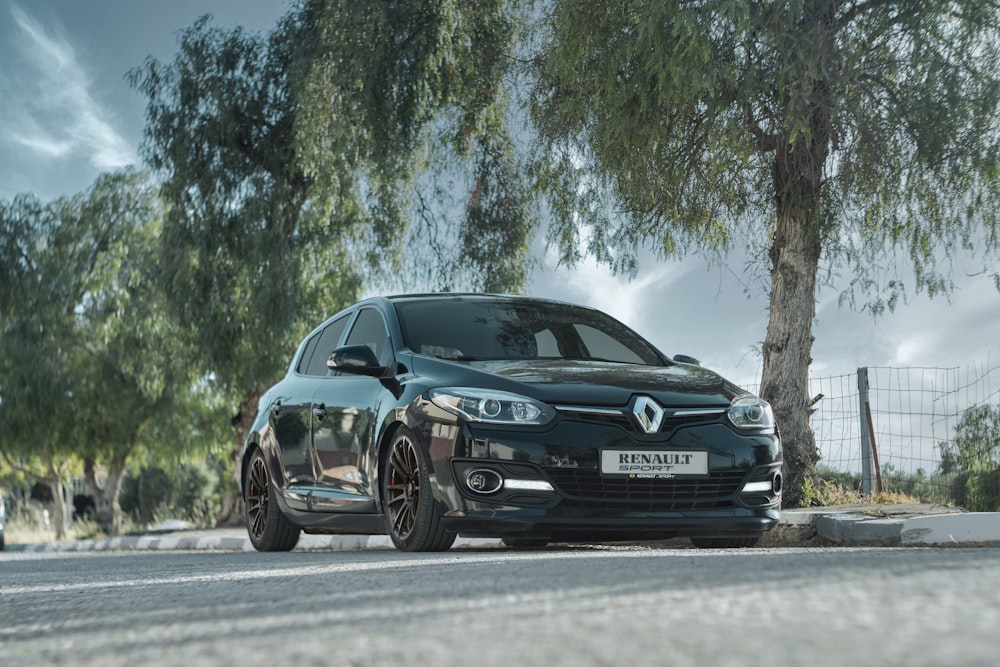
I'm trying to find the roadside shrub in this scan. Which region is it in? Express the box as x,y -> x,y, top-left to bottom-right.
119,460 -> 218,528
964,469 -> 1000,512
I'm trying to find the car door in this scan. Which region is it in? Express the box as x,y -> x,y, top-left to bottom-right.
309,307 -> 390,512
267,316 -> 351,507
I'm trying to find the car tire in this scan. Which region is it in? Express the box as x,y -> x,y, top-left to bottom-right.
244,448 -> 300,552
382,426 -> 456,552
501,536 -> 549,549
690,535 -> 761,549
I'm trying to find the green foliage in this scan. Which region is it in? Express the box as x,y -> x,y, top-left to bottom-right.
937,404 -> 1000,510
129,2 -> 538,409
292,0 -> 536,293
950,404 -> 1000,472
812,463 -> 999,512
528,1 -> 1000,505
120,458 -> 222,528
530,1 -> 1000,295
0,171 -> 221,536
0,171 -> 175,469
128,16 -> 365,401
964,470 -> 1000,512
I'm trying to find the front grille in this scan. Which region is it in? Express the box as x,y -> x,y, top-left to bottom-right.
547,469 -> 746,511
556,407 -> 724,435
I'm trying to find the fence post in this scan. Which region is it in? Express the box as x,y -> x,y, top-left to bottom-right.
858,367 -> 875,496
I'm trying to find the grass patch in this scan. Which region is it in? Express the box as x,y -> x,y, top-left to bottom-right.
800,476 -> 924,507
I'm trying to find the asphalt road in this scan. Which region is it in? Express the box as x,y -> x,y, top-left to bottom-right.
1,545 -> 998,667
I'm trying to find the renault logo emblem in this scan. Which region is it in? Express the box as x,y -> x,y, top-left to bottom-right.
632,396 -> 664,434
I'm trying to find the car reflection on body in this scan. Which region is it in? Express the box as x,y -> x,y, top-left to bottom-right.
241,294 -> 782,552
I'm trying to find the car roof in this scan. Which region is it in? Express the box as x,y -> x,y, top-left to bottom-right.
381,292 -> 578,307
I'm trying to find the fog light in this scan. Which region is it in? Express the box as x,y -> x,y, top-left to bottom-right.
466,469 -> 503,494
772,472 -> 783,494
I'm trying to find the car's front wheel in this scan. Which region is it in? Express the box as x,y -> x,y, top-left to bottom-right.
244,448 -> 300,552
382,426 -> 456,552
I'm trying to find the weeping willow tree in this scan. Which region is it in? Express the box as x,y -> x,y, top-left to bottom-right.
529,0 -> 1000,504
129,1 -> 536,521
288,0 -> 536,293
0,171 -> 191,536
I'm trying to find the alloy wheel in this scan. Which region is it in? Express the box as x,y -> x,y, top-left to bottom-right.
245,455 -> 269,542
385,434 -> 420,540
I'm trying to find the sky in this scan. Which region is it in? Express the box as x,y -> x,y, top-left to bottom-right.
2,0 -> 998,391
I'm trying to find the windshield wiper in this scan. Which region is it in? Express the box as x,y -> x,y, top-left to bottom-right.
554,356 -> 640,365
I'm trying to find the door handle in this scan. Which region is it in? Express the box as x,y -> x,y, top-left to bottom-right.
312,404 -> 327,421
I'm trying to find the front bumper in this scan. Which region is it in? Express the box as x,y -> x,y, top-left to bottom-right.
442,507 -> 780,541
423,419 -> 783,541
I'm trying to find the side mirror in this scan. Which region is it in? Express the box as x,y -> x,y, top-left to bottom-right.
672,354 -> 701,366
327,344 -> 395,378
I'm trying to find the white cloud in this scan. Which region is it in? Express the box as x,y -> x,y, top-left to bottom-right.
2,2 -> 134,175
8,129 -> 72,158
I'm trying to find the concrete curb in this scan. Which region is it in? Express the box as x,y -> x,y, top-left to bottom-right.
778,508 -> 1000,547
5,508 -> 998,552
4,533 -> 501,553
900,513 -> 1000,546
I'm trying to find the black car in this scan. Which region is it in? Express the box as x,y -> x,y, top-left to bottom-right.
241,294 -> 782,552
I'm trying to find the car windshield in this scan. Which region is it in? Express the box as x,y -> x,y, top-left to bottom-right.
394,298 -> 665,365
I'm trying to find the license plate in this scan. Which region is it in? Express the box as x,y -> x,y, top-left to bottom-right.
601,450 -> 708,478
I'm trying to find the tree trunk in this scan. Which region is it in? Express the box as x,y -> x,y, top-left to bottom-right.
84,457 -> 127,536
760,120 -> 829,506
758,0 -> 837,507
215,385 -> 263,526
2,452 -> 71,540
760,201 -> 823,507
45,457 -> 70,541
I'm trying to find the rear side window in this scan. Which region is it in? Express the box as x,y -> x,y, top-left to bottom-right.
296,334 -> 322,374
300,315 -> 350,376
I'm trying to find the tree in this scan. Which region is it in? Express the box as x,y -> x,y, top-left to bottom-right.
289,0 -> 536,292
1,192 -> 85,538
947,404 -> 1000,473
128,15 -> 366,523
529,0 -> 1000,504
129,4 -> 538,522
0,171 -> 193,536
66,172 -> 203,534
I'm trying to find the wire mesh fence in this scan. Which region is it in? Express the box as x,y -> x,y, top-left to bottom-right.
780,354 -> 1000,503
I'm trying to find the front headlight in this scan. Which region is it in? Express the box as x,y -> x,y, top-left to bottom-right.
727,394 -> 776,433
429,388 -> 556,426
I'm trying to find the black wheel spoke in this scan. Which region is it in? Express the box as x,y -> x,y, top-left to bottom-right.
246,459 -> 270,540
381,427 -> 455,552
244,450 -> 300,551
387,436 -> 420,539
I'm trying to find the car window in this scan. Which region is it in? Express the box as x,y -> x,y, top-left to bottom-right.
395,299 -> 663,365
344,308 -> 389,360
296,333 -> 322,374
574,324 -> 645,364
535,328 -> 560,357
303,315 -> 350,376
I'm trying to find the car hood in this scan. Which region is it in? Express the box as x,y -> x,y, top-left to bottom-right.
411,356 -> 742,408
